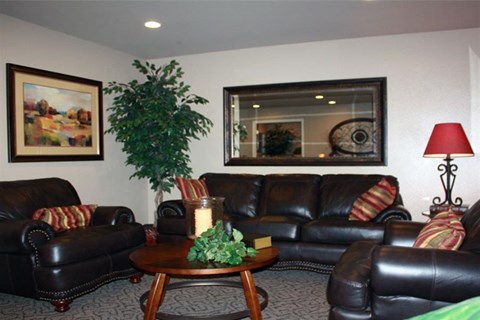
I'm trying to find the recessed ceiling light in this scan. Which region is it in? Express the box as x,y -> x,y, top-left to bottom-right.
144,21 -> 161,29
315,95 -> 324,100
252,104 -> 261,109
328,100 -> 336,105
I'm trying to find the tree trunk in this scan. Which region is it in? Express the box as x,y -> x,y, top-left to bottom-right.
154,187 -> 164,208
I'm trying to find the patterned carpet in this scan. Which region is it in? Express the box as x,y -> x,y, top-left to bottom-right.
0,270 -> 331,320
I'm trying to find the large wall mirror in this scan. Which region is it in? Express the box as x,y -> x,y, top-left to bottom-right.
224,77 -> 387,166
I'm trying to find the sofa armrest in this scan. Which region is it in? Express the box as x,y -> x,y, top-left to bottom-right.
383,220 -> 425,246
373,204 -> 412,223
157,200 -> 185,219
91,206 -> 135,225
0,219 -> 55,254
371,246 -> 480,303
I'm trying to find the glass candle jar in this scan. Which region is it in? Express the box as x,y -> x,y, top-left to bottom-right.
184,197 -> 224,239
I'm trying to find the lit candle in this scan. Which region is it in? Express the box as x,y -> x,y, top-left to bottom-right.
194,208 -> 212,237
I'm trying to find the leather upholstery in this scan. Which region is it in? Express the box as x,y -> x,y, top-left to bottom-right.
157,173 -> 411,271
0,178 -> 145,311
318,174 -> 401,217
327,240 -> 378,310
234,215 -> 306,241
328,198 -> 480,319
303,218 -> 384,244
258,174 -> 322,220
200,173 -> 263,217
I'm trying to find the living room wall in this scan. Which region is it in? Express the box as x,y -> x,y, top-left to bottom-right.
0,14 -> 150,222
2,13 -> 478,224
151,28 -> 480,222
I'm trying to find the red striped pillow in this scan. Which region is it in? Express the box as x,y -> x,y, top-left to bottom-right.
413,210 -> 465,250
349,178 -> 397,221
32,204 -> 97,232
175,177 -> 209,201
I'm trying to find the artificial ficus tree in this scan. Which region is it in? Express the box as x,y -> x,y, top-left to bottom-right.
104,60 -> 213,207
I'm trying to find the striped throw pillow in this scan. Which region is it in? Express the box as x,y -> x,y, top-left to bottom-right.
175,177 -> 209,201
413,210 -> 465,250
32,204 -> 97,232
349,178 -> 397,221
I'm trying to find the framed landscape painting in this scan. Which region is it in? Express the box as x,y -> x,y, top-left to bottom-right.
6,64 -> 104,162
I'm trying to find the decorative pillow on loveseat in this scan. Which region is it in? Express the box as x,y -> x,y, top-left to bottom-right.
349,177 -> 397,221
175,176 -> 209,201
32,204 -> 97,232
413,210 -> 465,250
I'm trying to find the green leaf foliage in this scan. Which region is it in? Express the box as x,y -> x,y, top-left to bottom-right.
103,60 -> 213,193
187,221 -> 257,265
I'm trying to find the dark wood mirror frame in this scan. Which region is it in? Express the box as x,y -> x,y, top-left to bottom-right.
224,77 -> 387,166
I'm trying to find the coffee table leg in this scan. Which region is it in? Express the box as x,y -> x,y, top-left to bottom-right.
144,272 -> 170,320
240,270 -> 262,320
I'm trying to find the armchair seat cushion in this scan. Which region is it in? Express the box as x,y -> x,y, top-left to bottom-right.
233,215 -> 306,241
37,223 -> 145,267
302,217 -> 385,244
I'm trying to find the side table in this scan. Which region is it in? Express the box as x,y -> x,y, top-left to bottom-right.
422,204 -> 469,219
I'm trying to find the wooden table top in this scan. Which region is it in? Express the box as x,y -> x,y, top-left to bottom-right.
129,240 -> 279,276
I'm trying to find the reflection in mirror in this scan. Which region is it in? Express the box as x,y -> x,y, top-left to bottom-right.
224,78 -> 386,166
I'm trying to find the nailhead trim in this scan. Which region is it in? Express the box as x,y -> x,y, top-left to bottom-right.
27,229 -> 52,267
38,270 -> 142,302
269,260 -> 334,274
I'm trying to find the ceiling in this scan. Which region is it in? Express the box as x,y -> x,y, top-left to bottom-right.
1,1 -> 479,60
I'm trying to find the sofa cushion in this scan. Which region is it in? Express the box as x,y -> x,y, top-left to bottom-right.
318,174 -> 400,218
175,177 -> 209,201
413,211 -> 465,250
233,215 -> 306,241
349,178 -> 397,221
32,204 -> 97,232
200,173 -> 263,218
258,174 -> 322,220
302,217 -> 385,244
37,223 -> 145,267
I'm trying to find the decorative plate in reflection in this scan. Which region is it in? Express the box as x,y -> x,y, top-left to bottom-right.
329,118 -> 376,156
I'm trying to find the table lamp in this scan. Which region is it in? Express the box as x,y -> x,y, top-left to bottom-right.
423,123 -> 474,206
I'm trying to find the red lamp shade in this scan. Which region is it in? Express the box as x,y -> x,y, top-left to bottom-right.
423,123 -> 474,158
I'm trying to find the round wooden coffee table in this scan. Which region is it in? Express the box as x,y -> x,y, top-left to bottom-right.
129,240 -> 279,320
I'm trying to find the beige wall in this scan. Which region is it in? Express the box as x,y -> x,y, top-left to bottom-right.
2,12 -> 479,223
152,28 -> 480,222
0,14 -> 150,223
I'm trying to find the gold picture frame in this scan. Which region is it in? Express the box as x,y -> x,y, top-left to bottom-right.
6,64 -> 103,162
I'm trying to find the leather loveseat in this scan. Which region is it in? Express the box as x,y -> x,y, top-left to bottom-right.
157,173 -> 411,273
327,199 -> 480,320
0,178 -> 146,312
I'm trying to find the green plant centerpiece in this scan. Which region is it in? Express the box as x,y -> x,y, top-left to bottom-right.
104,60 -> 213,207
187,221 -> 257,265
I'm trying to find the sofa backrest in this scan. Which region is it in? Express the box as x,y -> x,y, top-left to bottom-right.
317,174 -> 401,218
459,199 -> 480,253
258,174 -> 322,220
0,178 -> 81,221
200,173 -> 264,218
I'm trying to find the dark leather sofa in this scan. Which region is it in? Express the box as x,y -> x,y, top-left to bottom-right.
157,173 -> 411,272
327,199 -> 480,320
0,178 -> 146,312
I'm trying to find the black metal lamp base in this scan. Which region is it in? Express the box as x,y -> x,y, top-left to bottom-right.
432,157 -> 464,206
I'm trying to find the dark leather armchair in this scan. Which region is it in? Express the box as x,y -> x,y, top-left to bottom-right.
327,199 -> 480,320
0,178 -> 146,312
